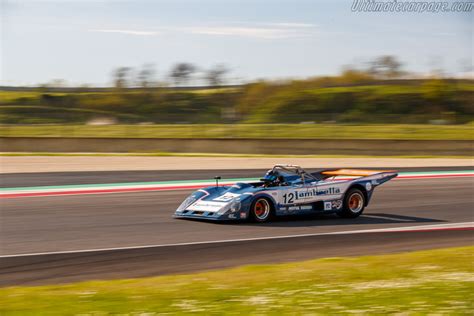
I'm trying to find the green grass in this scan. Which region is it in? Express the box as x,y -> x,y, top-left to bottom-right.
1,123 -> 473,140
0,87 -> 237,104
1,246 -> 473,315
0,152 -> 470,158
0,105 -> 143,118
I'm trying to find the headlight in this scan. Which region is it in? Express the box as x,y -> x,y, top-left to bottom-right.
177,195 -> 197,212
230,199 -> 241,212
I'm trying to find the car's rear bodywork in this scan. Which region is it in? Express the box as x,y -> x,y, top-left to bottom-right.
174,165 -> 397,221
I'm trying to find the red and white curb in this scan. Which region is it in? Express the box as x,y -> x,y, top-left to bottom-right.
0,171 -> 472,199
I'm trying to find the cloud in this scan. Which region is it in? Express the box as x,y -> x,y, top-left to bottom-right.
265,22 -> 317,28
90,22 -> 317,39
91,29 -> 160,36
184,24 -> 317,39
186,27 -> 289,39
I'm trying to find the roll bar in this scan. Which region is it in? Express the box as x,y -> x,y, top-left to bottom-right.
271,164 -> 318,183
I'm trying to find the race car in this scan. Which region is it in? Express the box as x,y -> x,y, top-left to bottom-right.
174,165 -> 397,222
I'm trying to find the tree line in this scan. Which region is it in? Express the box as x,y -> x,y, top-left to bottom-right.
1,56 -> 473,124
110,55 -> 404,89
112,63 -> 230,89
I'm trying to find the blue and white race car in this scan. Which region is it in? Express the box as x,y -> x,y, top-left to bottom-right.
174,165 -> 397,222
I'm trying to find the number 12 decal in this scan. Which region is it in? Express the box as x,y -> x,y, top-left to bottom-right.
282,192 -> 294,204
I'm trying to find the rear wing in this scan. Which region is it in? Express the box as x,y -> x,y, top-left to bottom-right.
321,169 -> 396,177
320,169 -> 398,185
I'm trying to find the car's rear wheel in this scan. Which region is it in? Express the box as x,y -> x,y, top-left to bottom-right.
250,198 -> 273,222
337,188 -> 366,218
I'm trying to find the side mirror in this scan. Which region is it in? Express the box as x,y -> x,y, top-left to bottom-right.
214,176 -> 221,187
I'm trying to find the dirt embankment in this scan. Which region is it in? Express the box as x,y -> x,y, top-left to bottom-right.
1,156 -> 472,173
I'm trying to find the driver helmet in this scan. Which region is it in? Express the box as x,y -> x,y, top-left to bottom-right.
263,170 -> 278,182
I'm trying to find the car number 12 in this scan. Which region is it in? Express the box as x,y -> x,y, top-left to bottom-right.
282,192 -> 295,204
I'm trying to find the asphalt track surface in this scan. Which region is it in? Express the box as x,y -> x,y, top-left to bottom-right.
1,168 -> 473,286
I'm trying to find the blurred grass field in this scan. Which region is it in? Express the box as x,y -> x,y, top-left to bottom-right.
1,80 -> 473,125
1,123 -> 473,140
1,246 -> 472,315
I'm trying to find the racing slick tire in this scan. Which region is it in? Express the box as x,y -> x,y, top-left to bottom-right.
250,197 -> 274,223
337,188 -> 366,218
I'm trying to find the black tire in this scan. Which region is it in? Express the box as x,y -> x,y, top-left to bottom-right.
337,188 -> 366,218
250,197 -> 274,222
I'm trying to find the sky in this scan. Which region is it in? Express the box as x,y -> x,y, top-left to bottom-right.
1,0 -> 472,86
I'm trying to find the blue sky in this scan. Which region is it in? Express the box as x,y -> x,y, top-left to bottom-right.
1,0 -> 472,86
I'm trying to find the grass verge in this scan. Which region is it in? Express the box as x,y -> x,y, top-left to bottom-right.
0,152 -> 471,158
1,124 -> 473,140
1,246 -> 473,315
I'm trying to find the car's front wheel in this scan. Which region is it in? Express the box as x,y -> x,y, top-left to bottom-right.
250,198 -> 273,222
337,188 -> 366,218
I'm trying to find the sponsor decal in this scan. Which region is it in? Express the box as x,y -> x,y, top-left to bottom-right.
282,187 -> 341,204
213,192 -> 240,202
240,212 -> 247,219
312,187 -> 341,196
187,201 -> 227,212
289,205 -> 312,211
228,214 -> 237,219
324,201 -> 332,211
331,200 -> 343,210
365,182 -> 372,191
279,205 -> 313,212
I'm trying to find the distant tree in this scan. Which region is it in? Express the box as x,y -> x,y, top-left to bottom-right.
137,63 -> 156,88
113,67 -> 132,89
37,79 -> 67,89
368,55 -> 402,79
169,63 -> 197,86
339,66 -> 374,84
205,64 -> 229,86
